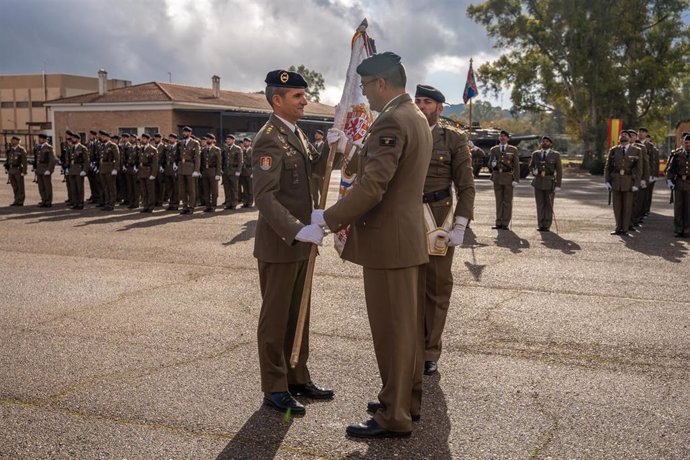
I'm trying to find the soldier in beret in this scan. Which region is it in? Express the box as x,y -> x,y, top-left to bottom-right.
66,132 -> 90,209
252,69 -> 333,417
137,133 -> 159,212
162,133 -> 180,210
200,133 -> 222,212
5,136 -> 28,206
309,129 -> 328,208
666,134 -> 690,237
86,129 -> 101,205
488,130 -> 520,229
239,137 -> 254,207
34,133 -> 56,207
153,133 -> 165,207
414,84 -> 475,376
528,135 -> 563,231
178,126 -> 201,214
627,129 -> 649,229
97,130 -> 120,211
639,127 -> 660,216
221,134 -> 243,210
317,51 -> 432,438
61,131 -> 74,204
605,130 -> 642,235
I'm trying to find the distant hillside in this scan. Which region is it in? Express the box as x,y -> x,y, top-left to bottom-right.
443,100 -> 512,124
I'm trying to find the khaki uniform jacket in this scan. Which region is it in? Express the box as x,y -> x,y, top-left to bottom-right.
488,144 -> 520,185
137,144 -> 159,179
634,141 -> 650,182
178,138 -> 201,176
241,147 -> 253,176
5,146 -> 28,175
162,143 -> 177,176
310,141 -> 328,179
252,114 -> 315,263
643,139 -> 660,176
425,124 -> 475,220
67,143 -> 90,175
35,144 -> 56,175
98,141 -> 120,174
222,144 -> 243,176
201,145 -> 222,177
604,144 -> 642,191
324,93 -> 433,269
668,150 -> 690,191
528,149 -> 563,190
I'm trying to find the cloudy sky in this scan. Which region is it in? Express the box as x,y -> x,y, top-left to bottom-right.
1,0 -> 506,107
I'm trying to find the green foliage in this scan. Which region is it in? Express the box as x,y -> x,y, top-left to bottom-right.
467,0 -> 690,157
589,157 -> 606,175
288,65 -> 325,103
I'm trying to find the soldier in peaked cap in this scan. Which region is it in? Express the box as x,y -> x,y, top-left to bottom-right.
5,135 -> 28,206
200,133 -> 222,212
252,68 -> 333,418
97,130 -> 120,211
414,84 -> 475,377
86,129 -> 101,204
317,52 -> 432,438
178,126 -> 201,214
221,134 -> 243,209
605,130 -> 642,235
626,129 -> 649,229
153,133 -> 165,207
239,136 -> 254,207
137,133 -> 159,212
488,129 -> 520,229
666,133 -> 690,237
309,129 -> 328,208
638,127 -> 660,215
34,133 -> 56,207
66,131 -> 90,209
162,133 -> 180,210
528,135 -> 563,231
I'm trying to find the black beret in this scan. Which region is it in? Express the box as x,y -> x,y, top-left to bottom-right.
38,133 -> 48,139
89,130 -> 98,135
65,129 -> 76,137
182,126 -> 193,132
168,133 -> 178,138
225,134 -> 235,139
112,135 -> 120,140
11,135 -> 20,141
356,51 -> 402,76
141,133 -> 151,139
638,127 -> 649,132
415,84 -> 445,103
243,137 -> 251,142
500,130 -> 511,138
265,69 -> 308,89
98,130 -> 110,137
121,133 -> 130,138
206,133 -> 216,140
153,132 -> 162,138
68,132 -> 80,139
315,129 -> 324,135
541,135 -> 553,143
684,134 -> 690,141
626,129 -> 638,135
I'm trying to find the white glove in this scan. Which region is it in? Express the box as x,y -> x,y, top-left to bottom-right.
215,175 -> 221,181
111,169 -> 118,176
649,176 -> 655,183
94,168 -> 99,174
173,164 -> 178,172
556,186 -> 561,190
295,224 -> 325,246
327,128 -> 348,154
234,171 -> 240,177
442,217 -> 468,247
605,182 -> 612,191
80,171 -> 86,177
149,175 -> 155,181
21,173 -> 26,177
490,160 -> 498,168
44,170 -> 51,176
122,166 -> 126,172
133,167 -> 138,174
640,180 -> 647,189
64,168 -> 69,175
192,171 -> 200,178
512,181 -> 518,187
160,167 -> 164,173
632,186 -> 639,192
311,209 -> 326,228
667,180 -> 675,190
533,168 -> 539,176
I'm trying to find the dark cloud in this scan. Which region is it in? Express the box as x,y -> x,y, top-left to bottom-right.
0,0 -> 497,104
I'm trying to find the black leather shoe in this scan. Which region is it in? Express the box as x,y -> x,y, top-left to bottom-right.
167,206 -> 178,211
180,209 -> 190,215
610,230 -> 622,235
424,361 -> 438,375
491,225 -> 501,229
204,207 -> 214,213
366,401 -> 420,421
263,392 -> 305,416
288,381 -> 334,400
346,418 -> 411,438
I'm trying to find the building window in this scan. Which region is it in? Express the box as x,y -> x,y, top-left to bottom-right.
32,101 -> 44,108
1,102 -> 13,108
144,127 -> 160,137
16,102 -> 29,108
119,127 -> 137,136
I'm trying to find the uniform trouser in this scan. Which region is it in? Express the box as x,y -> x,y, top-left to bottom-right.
65,174 -> 72,203
257,259 -> 311,393
37,174 -> 52,205
68,175 -> 85,206
493,183 -> 514,226
612,190 -> 633,231
534,187 -> 555,229
310,175 -> 324,208
202,176 -> 219,207
424,248 -> 454,362
126,173 -> 140,206
139,177 -> 156,210
87,170 -> 100,201
197,177 -> 205,205
155,174 -> 164,205
674,189 -> 690,234
9,174 -> 25,204
162,174 -> 178,207
363,265 -> 425,433
632,189 -> 645,224
116,172 -> 126,201
100,173 -> 117,207
223,174 -> 239,206
645,181 -> 655,214
239,175 -> 253,205
179,174 -> 196,210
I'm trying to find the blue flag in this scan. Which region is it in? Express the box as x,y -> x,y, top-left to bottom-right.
463,61 -> 478,104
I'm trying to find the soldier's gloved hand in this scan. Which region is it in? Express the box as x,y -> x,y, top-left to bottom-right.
556,186 -> 561,190
111,169 -> 118,176
44,170 -> 51,176
21,173 -> 26,177
160,167 -> 164,173
134,167 -> 139,174
533,168 -> 539,176
511,181 -> 518,187
94,168 -> 99,174
605,182 -> 612,191
65,168 -> 70,175
80,171 -> 87,177
192,171 -> 200,178
327,128 -> 348,153
490,160 -> 498,168
173,164 -> 178,172
234,171 -> 240,177
649,176 -> 655,183
215,175 -> 221,181
149,175 -> 155,181
632,186 -> 639,192
295,223 -> 326,246
667,180 -> 675,190
442,216 -> 468,247
122,166 -> 126,172
640,180 -> 647,188
311,209 -> 327,228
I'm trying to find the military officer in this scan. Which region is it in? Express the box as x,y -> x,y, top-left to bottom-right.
137,133 -> 159,213
121,133 -> 140,209
163,133 -> 180,210
639,127 -> 660,216
528,135 -> 563,231
5,136 -> 28,206
317,52 -> 432,438
628,129 -> 649,228
252,69 -> 333,417
605,131 -> 642,235
97,130 -> 120,211
221,134 -> 243,210
487,130 -> 520,229
66,132 -> 90,209
309,129 -> 328,208
34,133 -> 56,207
86,130 -> 101,204
114,134 -> 126,204
200,133 -> 222,212
469,140 -> 485,177
60,132 -> 74,204
178,126 -> 201,215
666,134 -> 690,237
239,137 -> 253,207
414,84 -> 475,376
153,133 -> 165,207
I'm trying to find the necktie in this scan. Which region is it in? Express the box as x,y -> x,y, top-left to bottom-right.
542,151 -> 546,161
501,145 -> 505,154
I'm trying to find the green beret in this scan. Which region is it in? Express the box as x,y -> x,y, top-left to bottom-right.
415,84 -> 445,103
141,133 -> 151,139
356,52 -> 402,76
265,69 -> 308,89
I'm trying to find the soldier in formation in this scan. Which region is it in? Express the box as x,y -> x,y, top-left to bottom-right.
528,135 -> 562,232
222,134 -> 243,210
487,130 -> 519,229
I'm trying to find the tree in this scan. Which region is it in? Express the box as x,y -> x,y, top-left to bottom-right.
467,0 -> 690,160
288,65 -> 325,103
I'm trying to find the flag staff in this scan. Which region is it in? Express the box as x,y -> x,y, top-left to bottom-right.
469,58 -> 473,139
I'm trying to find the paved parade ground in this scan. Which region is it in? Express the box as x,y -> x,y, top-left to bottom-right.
1,171 -> 689,459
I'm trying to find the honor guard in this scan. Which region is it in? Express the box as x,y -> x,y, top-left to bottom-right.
86,130 -> 101,204
163,133 -> 180,210
97,130 -> 120,211
627,129 -> 649,228
153,133 -> 165,207
469,140 -> 486,178
200,133 -> 222,212
121,133 -> 140,208
137,133 -> 159,213
221,134 -> 243,210
639,127 -> 660,215
66,132 -> 90,209
319,52 -> 432,438
252,69 -> 333,417
239,137 -> 254,207
5,136 -> 28,206
178,126 -> 201,215
61,131 -> 74,204
414,84 -> 475,376
605,131 -> 642,235
488,130 -> 520,229
528,135 -> 563,231
309,129 -> 327,208
34,133 -> 56,207
666,134 -> 690,237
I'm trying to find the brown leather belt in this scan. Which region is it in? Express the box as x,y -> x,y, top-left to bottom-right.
422,189 -> 451,203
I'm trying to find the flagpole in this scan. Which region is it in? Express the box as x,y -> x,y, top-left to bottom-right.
468,58 -> 473,139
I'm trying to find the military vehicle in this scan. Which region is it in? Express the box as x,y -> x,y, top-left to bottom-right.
469,125 -> 539,178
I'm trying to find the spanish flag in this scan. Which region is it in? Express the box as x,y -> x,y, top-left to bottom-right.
607,119 -> 623,149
